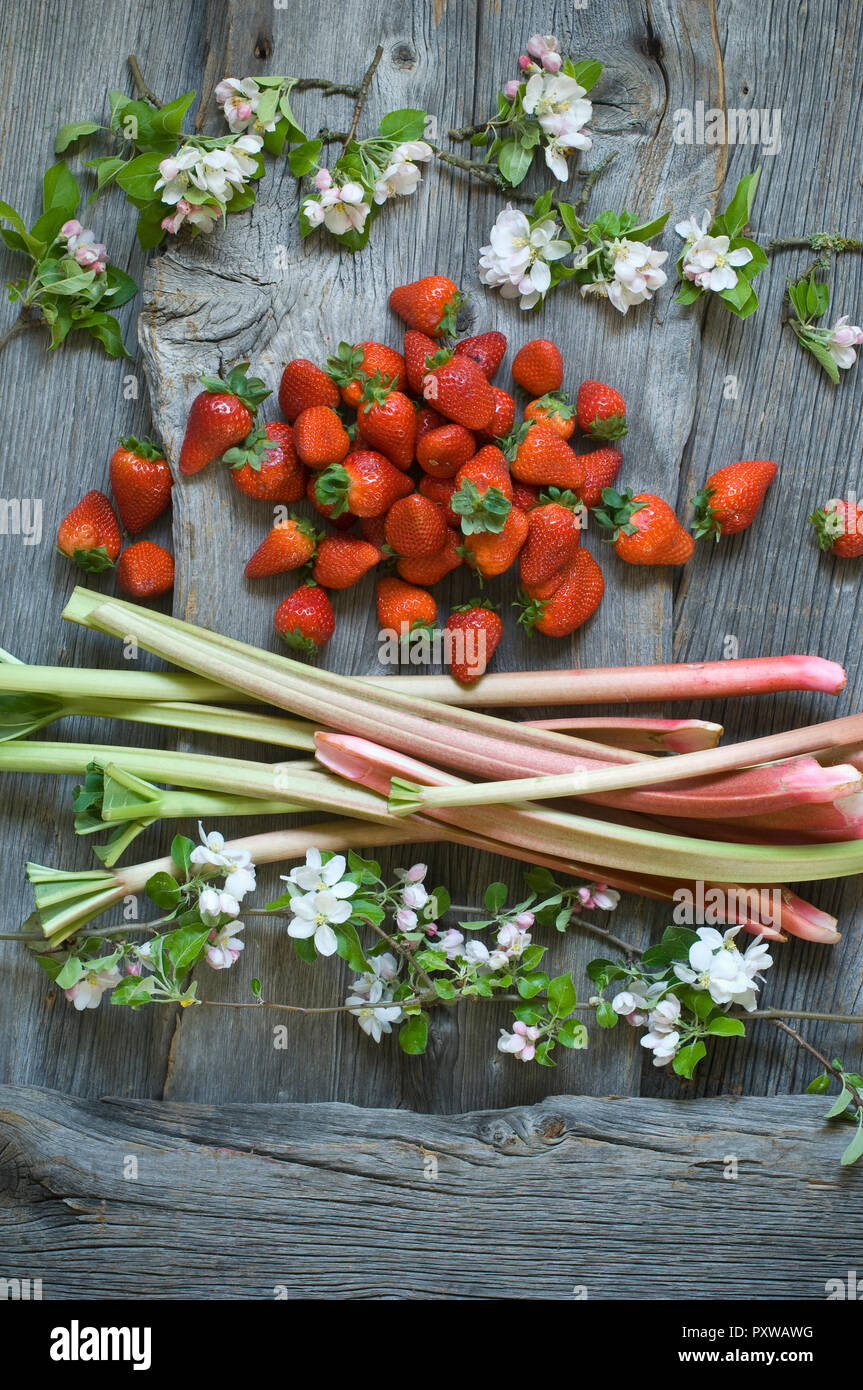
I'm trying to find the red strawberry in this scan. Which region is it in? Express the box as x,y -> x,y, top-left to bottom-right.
376,576 -> 438,633
452,446 -> 513,535
519,491 -> 584,587
454,331 -> 507,379
594,489 -> 694,566
226,422 -> 306,503
576,380 -> 628,440
293,405 -> 350,468
116,540 -> 174,599
511,480 -> 542,512
312,534 -> 380,589
278,358 -> 340,422
326,340 -> 407,408
692,460 -> 778,540
404,330 -> 441,394
357,375 -> 417,469
360,514 -> 389,554
524,392 -> 575,440
419,475 -> 460,529
385,493 -> 448,558
389,275 -> 462,337
516,548 -> 604,637
415,404 -> 446,445
462,506 -> 529,578
179,363 -> 270,475
477,387 -> 516,442
504,421 -> 587,493
512,339 -> 564,396
56,490 -> 122,571
422,351 -> 496,431
306,473 -> 357,531
809,499 -> 863,558
109,436 -> 173,533
397,527 -> 462,585
314,451 -> 412,519
245,516 -> 319,579
416,423 -> 476,478
445,601 -> 503,683
274,583 -> 334,654
577,447 -> 624,509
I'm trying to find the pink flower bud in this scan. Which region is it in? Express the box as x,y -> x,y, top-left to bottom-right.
314,167 -> 333,191
516,911 -> 535,929
425,922 -> 438,937
236,101 -> 253,122
518,54 -> 532,71
404,862 -> 427,882
513,1020 -> 527,1036
61,219 -> 83,238
504,79 -> 520,99
159,157 -> 180,181
92,260 -> 106,274
542,51 -> 563,73
125,959 -> 142,977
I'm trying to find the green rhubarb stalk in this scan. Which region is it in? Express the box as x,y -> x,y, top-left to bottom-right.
0,665 -> 253,703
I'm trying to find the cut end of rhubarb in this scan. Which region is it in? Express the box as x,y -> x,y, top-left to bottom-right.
387,777 -> 424,816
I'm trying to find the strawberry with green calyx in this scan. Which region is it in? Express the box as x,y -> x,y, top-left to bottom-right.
451,477 -> 512,535
357,372 -> 417,469
389,275 -> 463,338
594,487 -> 694,566
397,526 -> 462,586
314,451 -> 412,519
501,420 -> 587,493
109,436 -> 172,534
293,404 -> 351,468
445,601 -> 503,684
515,548 -> 605,638
278,358 -> 340,421
385,492 -> 448,558
422,349 -> 496,431
809,499 -> 863,558
376,576 -> 438,636
245,515 -> 320,579
305,473 -> 357,531
577,446 -> 623,510
461,506 -> 529,578
512,339 -> 564,396
404,330 -> 441,394
416,423 -> 476,478
312,535 -> 381,589
57,490 -> 122,572
524,392 -> 576,440
116,540 -> 175,600
274,581 -> 335,655
325,340 -> 407,408
519,490 -> 584,587
692,459 -> 777,541
225,421 -> 305,503
453,330 -> 507,379
576,380 -> 628,440
179,362 -> 271,475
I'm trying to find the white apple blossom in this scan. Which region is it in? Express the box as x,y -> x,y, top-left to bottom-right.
318,182 -> 370,235
479,204 -> 571,309
401,881 -> 429,912
350,952 -> 400,999
155,147 -> 203,205
287,888 -> 354,957
395,907 -> 418,931
498,1020 -> 541,1061
640,1026 -> 681,1067
437,928 -> 465,960
681,232 -> 753,292
198,886 -> 241,926
206,921 -> 245,971
611,989 -> 650,1027
674,210 -> 711,249
60,222 -> 108,273
826,315 -> 863,369
65,964 -> 122,1011
190,824 -> 256,900
522,73 -> 592,151
463,939 -> 509,971
283,848 -> 358,899
648,996 -> 682,1033
605,237 -> 669,314
496,921 -> 532,959
215,77 -> 262,132
345,978 -> 403,1043
673,926 -> 762,1009
302,197 -> 325,227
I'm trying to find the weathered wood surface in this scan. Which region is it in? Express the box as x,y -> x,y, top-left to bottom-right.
0,0 -> 861,1126
1,1085 -> 859,1299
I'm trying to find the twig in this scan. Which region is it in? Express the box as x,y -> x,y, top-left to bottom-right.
449,119 -> 494,142
360,914 -> 435,994
127,55 -> 163,109
750,1008 -> 863,1025
767,234 -> 863,256
293,78 -> 361,97
0,312 -> 40,358
571,150 -> 618,217
342,44 -> 383,154
770,1018 -> 863,1114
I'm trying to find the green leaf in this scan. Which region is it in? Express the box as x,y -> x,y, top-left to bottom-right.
29,208 -> 72,251
398,1012 -> 429,1054
293,934 -> 317,964
704,1015 -> 745,1036
675,280 -> 702,305
427,885 -> 450,919
163,926 -> 210,976
558,1018 -> 589,1048
517,970 -> 550,999
346,850 -> 381,883
334,920 -> 371,973
718,166 -> 761,239
171,834 -> 195,879
587,956 -> 626,985
625,211 -> 670,242
75,311 -> 130,358
42,162 -> 80,216
111,974 -> 159,1007
806,1072 -> 831,1095
102,265 -> 138,307
278,86 -> 306,143
379,107 -> 427,142
513,1001 -> 545,1026
150,91 -> 196,136
55,955 -> 84,989
692,990 -> 714,1021
797,329 -> 841,384
433,978 -> 456,1000
289,138 -> 323,178
135,200 -> 169,250
672,1040 -> 707,1078
572,58 -> 603,93
595,999 -> 618,1028
484,881 -> 508,913
55,121 -> 102,154
841,1120 -> 863,1167
86,155 -> 129,202
548,972 -> 577,1018
145,871 -> 181,911
497,137 -> 533,187
115,150 -> 165,202
825,1087 -> 853,1119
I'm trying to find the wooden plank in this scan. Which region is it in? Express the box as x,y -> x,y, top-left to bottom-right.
1,1085 -> 859,1299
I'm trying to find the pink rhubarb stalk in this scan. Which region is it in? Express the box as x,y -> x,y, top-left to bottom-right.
525,716 -> 724,753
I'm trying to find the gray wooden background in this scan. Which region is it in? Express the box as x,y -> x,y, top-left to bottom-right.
0,0 -> 861,1298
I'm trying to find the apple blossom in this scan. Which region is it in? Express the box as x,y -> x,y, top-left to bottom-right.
826,315 -> 863,369
479,204 -> 571,309
215,77 -> 273,133
65,964 -> 122,1011
673,926 -> 765,1009
319,182 -> 370,235
206,921 -> 245,970
681,232 -> 753,292
346,978 -> 403,1042
640,1026 -> 681,1067
199,886 -> 241,926
437,928 -> 465,959
498,1020 -> 541,1061
283,848 -> 358,899
190,824 -> 256,900
287,888 -> 353,957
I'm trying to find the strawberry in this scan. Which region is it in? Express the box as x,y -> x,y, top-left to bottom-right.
594,488 -> 694,566
274,583 -> 334,654
314,450 -> 412,519
306,473 -> 357,531
511,480 -> 542,512
56,490 -> 122,571
452,446 -> 513,535
516,548 -> 604,638
415,404 -> 446,445
245,516 -> 319,579
519,490 -> 583,587
422,351 -> 496,431
404,330 -> 441,394
389,275 -> 462,338
397,527 -> 462,585
461,506 -> 529,578
293,405 -> 351,468
577,447 -> 624,510
278,358 -> 340,422
116,540 -> 175,599
313,534 -> 380,589
512,339 -> 563,396
108,436 -> 173,533
359,514 -> 389,554
179,363 -> 270,475
357,374 -> 417,469
225,422 -> 306,503
524,392 -> 575,440
376,576 -> 438,634
416,423 -> 476,478
809,499 -> 863,558
445,601 -> 503,683
326,340 -> 407,408
385,493 -> 448,558
419,475 -> 460,529
454,331 -> 507,379
503,421 -> 587,493
576,380 -> 628,440
692,459 -> 778,540
477,386 -> 516,442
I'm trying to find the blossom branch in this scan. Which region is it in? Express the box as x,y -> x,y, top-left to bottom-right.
127,54 -> 163,109
342,44 -> 384,154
